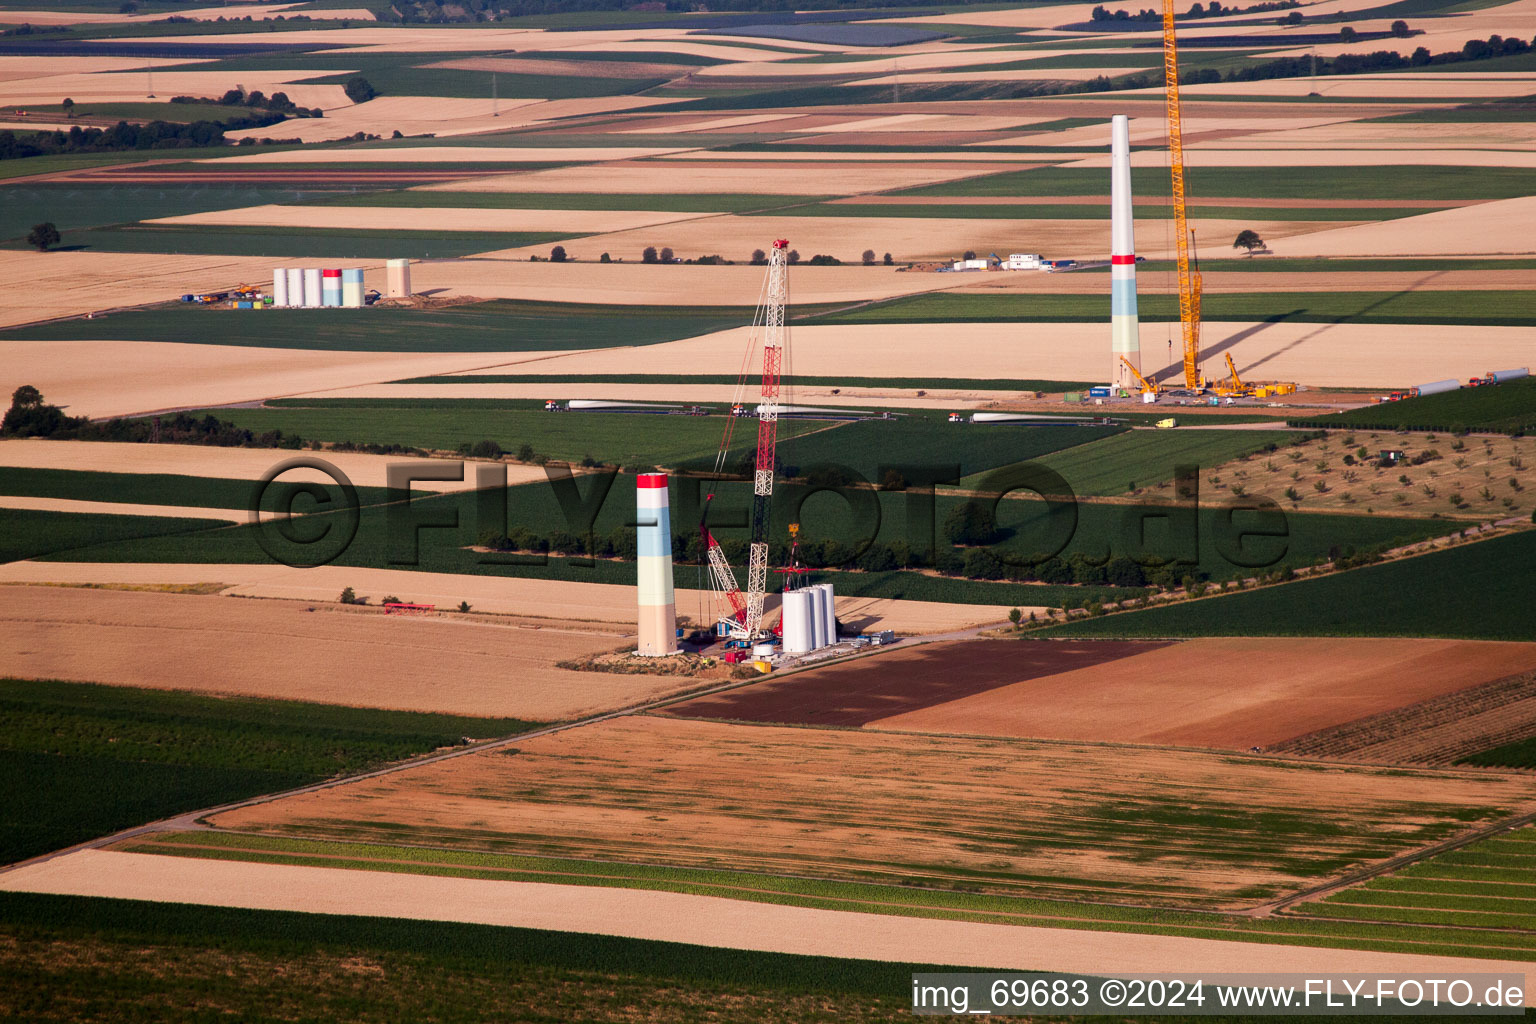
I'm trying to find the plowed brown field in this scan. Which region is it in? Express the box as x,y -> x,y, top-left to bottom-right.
868,638 -> 1536,750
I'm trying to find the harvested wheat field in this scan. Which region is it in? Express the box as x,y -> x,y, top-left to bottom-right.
211,145 -> 689,165
420,160 -> 1026,195
0,561 -> 1001,636
0,250 -> 280,330
498,321 -> 1535,389
408,258 -> 949,305
1070,148 -> 1536,169
13,851 -> 1533,987
476,213 -> 1327,263
0,339 -> 513,419
0,72 -> 348,109
665,639 -> 1167,726
0,496 -> 244,521
207,715 -> 1536,908
0,439 -> 528,492
868,638 -> 1536,750
0,585 -> 671,720
1279,197 -> 1536,258
151,204 -> 716,234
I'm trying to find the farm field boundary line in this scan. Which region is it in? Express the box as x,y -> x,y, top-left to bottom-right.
103,835 -> 1536,960
1257,809 -> 1536,919
0,623 -> 950,876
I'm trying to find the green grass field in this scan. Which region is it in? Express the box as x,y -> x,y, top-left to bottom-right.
25,464 -> 1448,593
0,890 -> 929,1022
813,290 -> 1536,327
0,507 -> 230,564
1290,377 -> 1536,434
17,223 -> 575,259
2,300 -> 765,353
304,68 -> 670,100
1283,826 -> 1536,937
391,372 -> 1099,391
308,190 -> 823,212
978,428 -> 1297,495
0,183 -> 344,245
1457,736 -> 1536,770
775,419 -> 1121,481
0,467 -> 394,512
893,165 -> 1536,201
0,678 -> 538,864
179,401 -> 826,464
1041,528 -> 1536,640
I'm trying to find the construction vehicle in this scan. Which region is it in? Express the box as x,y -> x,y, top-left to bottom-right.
701,239 -> 790,642
1119,355 -> 1159,397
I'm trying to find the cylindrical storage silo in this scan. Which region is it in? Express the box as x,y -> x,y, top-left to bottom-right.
819,582 -> 837,644
272,268 -> 288,307
386,257 -> 411,298
284,267 -> 302,307
1415,378 -> 1459,398
808,585 -> 827,650
321,268 -> 341,307
341,267 -> 364,308
781,589 -> 812,654
301,268 -> 322,308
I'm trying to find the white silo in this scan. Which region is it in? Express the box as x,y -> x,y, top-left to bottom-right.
808,585 -> 827,649
781,589 -> 813,654
272,268 -> 288,307
818,582 -> 837,644
301,268 -> 322,308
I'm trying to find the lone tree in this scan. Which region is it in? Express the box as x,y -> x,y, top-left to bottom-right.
26,222 -> 59,252
599,252 -> 611,263
550,245 -> 568,263
1338,24 -> 1358,41
861,248 -> 876,265
962,249 -> 977,260
659,246 -> 674,263
750,248 -> 766,264
641,245 -> 658,264
61,97 -> 74,115
1233,228 -> 1264,254
1390,18 -> 1410,35
786,249 -> 801,264
344,76 -> 377,103
882,252 -> 894,265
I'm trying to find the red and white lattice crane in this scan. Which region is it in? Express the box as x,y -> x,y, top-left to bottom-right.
701,239 -> 789,640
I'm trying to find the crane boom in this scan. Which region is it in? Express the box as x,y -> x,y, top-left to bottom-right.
1161,0 -> 1203,390
745,239 -> 788,637
702,239 -> 788,640
1120,355 -> 1158,395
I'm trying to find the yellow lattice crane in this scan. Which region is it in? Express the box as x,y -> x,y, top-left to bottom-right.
1161,0 -> 1208,392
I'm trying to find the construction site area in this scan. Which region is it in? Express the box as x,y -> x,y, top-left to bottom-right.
0,0 -> 1535,1018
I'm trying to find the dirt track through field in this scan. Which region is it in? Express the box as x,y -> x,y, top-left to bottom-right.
664,638 -> 1168,726
7,850 -> 1532,989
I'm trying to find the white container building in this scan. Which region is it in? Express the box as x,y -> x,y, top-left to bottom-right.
816,582 -> 836,644
781,589 -> 813,654
301,268 -> 322,308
